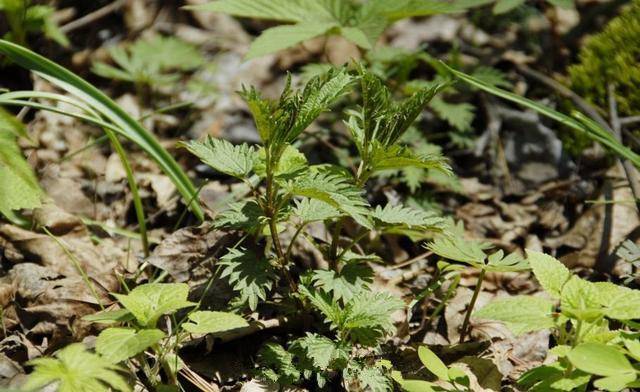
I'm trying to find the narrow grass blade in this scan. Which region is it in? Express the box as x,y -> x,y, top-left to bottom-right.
442,62 -> 640,169
0,40 -> 204,221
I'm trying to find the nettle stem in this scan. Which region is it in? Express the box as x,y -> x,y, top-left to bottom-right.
459,268 -> 486,343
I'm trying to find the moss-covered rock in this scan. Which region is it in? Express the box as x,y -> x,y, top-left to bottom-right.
568,0 -> 640,116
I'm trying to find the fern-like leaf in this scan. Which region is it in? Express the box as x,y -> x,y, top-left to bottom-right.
429,97 -> 475,132
181,136 -> 258,179
372,203 -> 445,231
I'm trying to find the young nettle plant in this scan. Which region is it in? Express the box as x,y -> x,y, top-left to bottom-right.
182,65 -> 451,388
25,283 -> 248,391
475,251 -> 640,391
427,224 -> 529,342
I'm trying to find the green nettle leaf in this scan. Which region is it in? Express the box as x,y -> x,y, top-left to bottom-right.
372,203 -> 445,231
0,108 -> 43,218
567,343 -> 635,377
427,234 -> 489,266
350,364 -> 392,392
368,143 -> 452,175
95,328 -> 165,364
293,198 -> 342,223
527,250 -> 571,299
188,0 -> 338,23
594,282 -> 640,320
258,342 -> 301,385
23,344 -> 130,392
112,283 -> 196,327
417,346 -> 449,381
311,263 -> 374,301
342,291 -> 405,346
255,145 -> 308,179
181,137 -> 257,179
560,276 -> 603,322
286,168 -> 372,229
214,200 -> 266,234
219,248 -> 277,311
429,97 -> 475,132
473,296 -> 556,335
181,311 -> 249,334
293,333 -> 349,370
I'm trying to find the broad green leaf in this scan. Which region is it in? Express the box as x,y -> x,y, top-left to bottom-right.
182,137 -> 257,179
246,22 -> 337,59
352,364 -> 392,392
342,291 -> 405,346
594,282 -> 640,320
417,346 -> 448,380
24,343 -> 130,392
369,143 -> 452,174
0,40 -> 204,220
443,63 -> 640,169
95,328 -> 164,363
293,333 -> 349,369
214,200 -> 266,235
311,263 -> 373,301
112,283 -> 196,327
473,295 -> 556,335
624,339 -> 640,362
255,145 -> 308,179
560,276 -> 603,321
567,343 -> 635,377
181,311 -> 249,334
293,198 -> 342,223
0,108 -> 42,218
527,250 -> 570,299
219,248 -> 277,311
286,168 -> 371,229
594,373 -> 638,392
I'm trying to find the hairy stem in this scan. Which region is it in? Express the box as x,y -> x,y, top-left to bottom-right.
459,268 -> 485,343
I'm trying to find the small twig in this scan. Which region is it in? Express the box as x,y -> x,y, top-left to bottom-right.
621,115 -> 640,126
60,0 -> 125,33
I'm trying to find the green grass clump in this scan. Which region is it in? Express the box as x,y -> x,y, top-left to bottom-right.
568,0 -> 640,116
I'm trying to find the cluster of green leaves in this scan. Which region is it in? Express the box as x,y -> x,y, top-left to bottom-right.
475,251 -> 640,391
0,108 -> 42,221
568,0 -> 640,117
0,0 -> 68,47
25,283 -> 248,391
183,64 -> 451,388
92,35 -> 204,95
392,346 -> 471,392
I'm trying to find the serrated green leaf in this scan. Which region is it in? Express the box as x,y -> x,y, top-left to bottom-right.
95,328 -> 164,364
429,97 -> 475,132
354,365 -> 392,392
560,276 -> 603,322
187,0 -> 338,23
372,203 -> 445,231
24,344 -> 130,392
485,250 -> 529,272
473,295 -> 556,335
286,167 -> 371,229
247,22 -> 337,59
255,145 -> 308,179
181,311 -> 249,334
258,342 -> 301,385
214,200 -> 266,234
293,198 -> 342,223
342,291 -> 405,346
593,282 -> 640,320
369,143 -> 452,174
219,248 -> 277,311
112,283 -> 196,327
417,346 -> 449,380
293,333 -> 349,370
311,263 -> 373,301
527,250 -> 571,299
567,343 -> 635,377
181,137 -> 257,179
